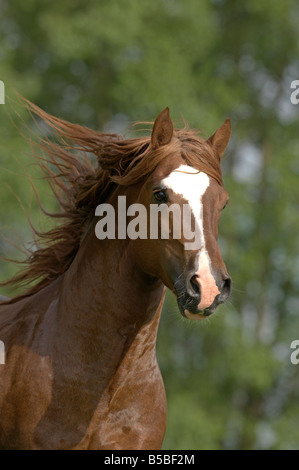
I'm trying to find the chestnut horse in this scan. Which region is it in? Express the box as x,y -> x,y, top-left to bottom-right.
0,104 -> 232,449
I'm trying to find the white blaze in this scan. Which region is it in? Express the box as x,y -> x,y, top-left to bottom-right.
162,165 -> 220,318
161,164 -> 209,251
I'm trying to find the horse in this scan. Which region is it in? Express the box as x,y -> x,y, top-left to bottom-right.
0,102 -> 232,450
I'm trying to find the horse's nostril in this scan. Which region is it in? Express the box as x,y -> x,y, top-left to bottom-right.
189,275 -> 200,296
220,277 -> 232,298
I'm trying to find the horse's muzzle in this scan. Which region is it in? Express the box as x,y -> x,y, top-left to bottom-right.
175,274 -> 232,320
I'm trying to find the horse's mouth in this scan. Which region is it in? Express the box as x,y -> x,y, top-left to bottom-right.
183,305 -> 217,321
175,291 -> 219,321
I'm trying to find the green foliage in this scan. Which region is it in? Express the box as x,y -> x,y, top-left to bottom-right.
1,0 -> 299,449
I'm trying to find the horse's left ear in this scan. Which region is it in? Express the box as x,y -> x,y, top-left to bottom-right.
151,107 -> 174,150
207,118 -> 231,160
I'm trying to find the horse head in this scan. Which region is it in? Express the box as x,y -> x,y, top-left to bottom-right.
129,108 -> 232,320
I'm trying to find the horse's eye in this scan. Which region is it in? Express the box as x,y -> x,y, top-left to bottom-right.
153,189 -> 168,203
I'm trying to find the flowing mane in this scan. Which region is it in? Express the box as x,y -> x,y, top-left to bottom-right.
1,100 -> 222,302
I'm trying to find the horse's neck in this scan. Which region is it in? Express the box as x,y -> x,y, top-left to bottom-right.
56,224 -> 165,377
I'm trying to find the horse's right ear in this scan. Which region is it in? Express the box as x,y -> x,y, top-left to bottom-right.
207,118 -> 231,160
151,107 -> 174,150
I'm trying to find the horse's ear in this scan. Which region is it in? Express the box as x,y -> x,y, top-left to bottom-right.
207,118 -> 231,160
151,107 -> 174,150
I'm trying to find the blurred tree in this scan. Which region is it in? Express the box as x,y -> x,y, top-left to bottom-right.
0,0 -> 299,449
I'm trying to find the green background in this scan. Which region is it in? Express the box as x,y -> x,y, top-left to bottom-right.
1,0 -> 299,449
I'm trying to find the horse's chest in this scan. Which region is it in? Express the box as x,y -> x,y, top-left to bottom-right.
77,368 -> 167,450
